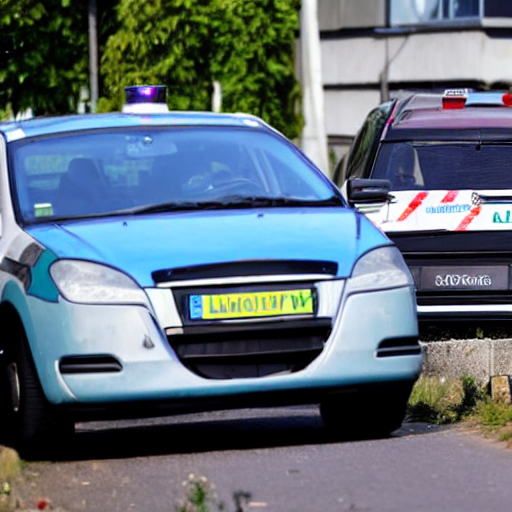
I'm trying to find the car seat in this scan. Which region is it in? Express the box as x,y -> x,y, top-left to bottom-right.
57,158 -> 107,215
388,144 -> 420,190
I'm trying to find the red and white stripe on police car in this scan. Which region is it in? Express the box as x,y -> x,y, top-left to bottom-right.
366,189 -> 511,232
455,206 -> 482,231
382,190 -> 481,231
441,190 -> 458,203
396,192 -> 428,221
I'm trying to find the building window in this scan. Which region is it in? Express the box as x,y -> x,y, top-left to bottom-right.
390,0 -> 481,25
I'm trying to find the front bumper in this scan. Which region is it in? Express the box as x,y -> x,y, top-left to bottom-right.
417,303 -> 512,322
26,283 -> 422,416
389,231 -> 512,323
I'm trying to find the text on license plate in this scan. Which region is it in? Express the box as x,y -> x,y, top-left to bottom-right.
189,289 -> 314,320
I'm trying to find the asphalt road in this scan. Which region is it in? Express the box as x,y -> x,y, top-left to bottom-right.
13,406 -> 512,512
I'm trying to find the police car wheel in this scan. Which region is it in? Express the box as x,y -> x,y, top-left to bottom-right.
0,323 -> 74,459
320,386 -> 410,439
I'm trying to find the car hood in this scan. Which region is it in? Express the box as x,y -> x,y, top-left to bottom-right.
26,207 -> 389,287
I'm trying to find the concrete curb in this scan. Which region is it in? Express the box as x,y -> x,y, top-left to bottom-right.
420,338 -> 512,385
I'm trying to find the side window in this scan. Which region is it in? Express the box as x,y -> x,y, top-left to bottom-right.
381,143 -> 425,191
18,155 -> 116,219
345,122 -> 373,180
390,0 -> 481,25
345,101 -> 394,181
20,155 -> 76,219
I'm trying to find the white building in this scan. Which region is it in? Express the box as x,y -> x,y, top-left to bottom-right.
318,0 -> 512,172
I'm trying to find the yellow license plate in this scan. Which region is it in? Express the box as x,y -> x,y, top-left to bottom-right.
189,289 -> 314,320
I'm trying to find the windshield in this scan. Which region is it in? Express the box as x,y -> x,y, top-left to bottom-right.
372,142 -> 512,191
10,126 -> 339,224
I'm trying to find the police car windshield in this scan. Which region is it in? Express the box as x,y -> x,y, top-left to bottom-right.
372,142 -> 512,191
10,127 -> 337,224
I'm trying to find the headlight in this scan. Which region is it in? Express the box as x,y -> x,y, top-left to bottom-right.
345,246 -> 413,295
50,259 -> 148,306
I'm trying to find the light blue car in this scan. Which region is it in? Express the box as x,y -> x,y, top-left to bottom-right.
0,86 -> 422,457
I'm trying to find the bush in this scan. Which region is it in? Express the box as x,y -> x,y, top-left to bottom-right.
474,400 -> 512,428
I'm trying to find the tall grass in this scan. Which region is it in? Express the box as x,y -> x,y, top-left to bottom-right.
407,375 -> 487,424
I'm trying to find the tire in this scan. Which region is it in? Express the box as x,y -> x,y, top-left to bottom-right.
320,384 -> 413,440
0,321 -> 74,459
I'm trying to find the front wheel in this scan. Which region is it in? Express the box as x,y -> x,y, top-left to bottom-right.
0,322 -> 74,459
320,384 -> 413,440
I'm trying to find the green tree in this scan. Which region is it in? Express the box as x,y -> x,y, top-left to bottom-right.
0,0 -> 118,118
100,0 -> 214,112
211,0 -> 302,139
100,0 -> 302,139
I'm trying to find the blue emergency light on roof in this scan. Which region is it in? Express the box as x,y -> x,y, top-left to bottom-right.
122,85 -> 169,114
125,85 -> 166,104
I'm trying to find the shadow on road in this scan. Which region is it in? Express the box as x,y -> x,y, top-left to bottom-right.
46,407 -> 443,462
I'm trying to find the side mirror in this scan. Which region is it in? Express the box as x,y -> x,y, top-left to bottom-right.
347,178 -> 391,206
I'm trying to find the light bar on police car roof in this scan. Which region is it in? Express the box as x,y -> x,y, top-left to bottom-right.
122,85 -> 169,114
463,91 -> 512,107
442,89 -> 469,109
502,93 -> 512,107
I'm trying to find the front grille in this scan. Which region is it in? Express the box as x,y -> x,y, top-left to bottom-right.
152,259 -> 338,284
390,230 -> 512,254
167,318 -> 332,379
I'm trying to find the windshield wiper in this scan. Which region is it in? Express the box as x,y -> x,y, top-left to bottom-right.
25,196 -> 343,225
123,195 -> 343,214
222,195 -> 343,207
122,201 -> 225,215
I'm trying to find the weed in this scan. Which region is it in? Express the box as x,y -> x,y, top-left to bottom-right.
407,376 -> 461,424
407,375 -> 486,424
175,474 -> 224,512
474,400 -> 512,428
500,427 -> 512,443
407,374 -> 512,450
175,474 -> 256,512
0,482 -> 11,512
461,398 -> 512,447
0,446 -> 21,512
0,446 -> 20,482
454,375 -> 488,418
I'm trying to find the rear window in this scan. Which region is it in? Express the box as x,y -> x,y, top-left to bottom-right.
371,142 -> 512,191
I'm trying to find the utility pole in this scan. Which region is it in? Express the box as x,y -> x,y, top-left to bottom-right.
300,0 -> 329,175
88,0 -> 99,112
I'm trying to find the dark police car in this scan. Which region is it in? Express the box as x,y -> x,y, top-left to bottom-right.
338,89 -> 512,323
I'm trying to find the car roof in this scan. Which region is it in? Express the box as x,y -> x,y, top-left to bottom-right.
386,91 -> 512,142
0,111 -> 271,142
395,107 -> 512,129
